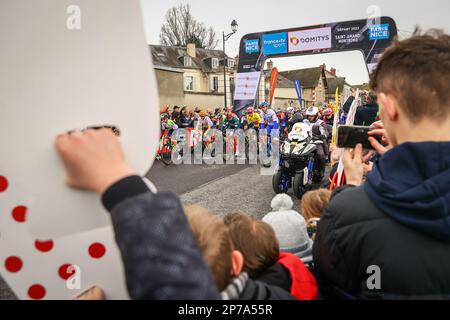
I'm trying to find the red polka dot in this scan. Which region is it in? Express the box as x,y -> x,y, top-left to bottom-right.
28,284 -> 46,300
0,176 -> 8,192
5,256 -> 23,273
35,240 -> 54,253
88,243 -> 106,259
58,263 -> 76,280
11,206 -> 27,223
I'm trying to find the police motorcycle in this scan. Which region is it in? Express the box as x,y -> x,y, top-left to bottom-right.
272,122 -> 324,199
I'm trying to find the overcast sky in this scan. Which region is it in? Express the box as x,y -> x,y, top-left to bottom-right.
140,0 -> 450,85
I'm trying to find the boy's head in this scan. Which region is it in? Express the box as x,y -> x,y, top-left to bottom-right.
370,30 -> 450,146
184,205 -> 244,291
223,213 -> 279,278
301,189 -> 332,221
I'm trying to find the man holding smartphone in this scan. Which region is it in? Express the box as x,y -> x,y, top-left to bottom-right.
313,30 -> 450,299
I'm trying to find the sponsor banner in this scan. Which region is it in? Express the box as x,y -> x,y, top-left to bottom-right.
333,23 -> 365,46
245,39 -> 260,54
288,27 -> 331,52
262,32 -> 287,55
233,71 -> 261,101
369,23 -> 390,40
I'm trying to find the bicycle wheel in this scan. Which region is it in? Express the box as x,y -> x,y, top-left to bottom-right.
160,138 -> 173,166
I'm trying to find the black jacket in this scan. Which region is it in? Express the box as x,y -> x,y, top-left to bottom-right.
354,103 -> 379,126
102,176 -> 219,300
313,142 -> 450,299
179,114 -> 193,128
221,272 -> 295,300
240,278 -> 295,300
255,264 -> 292,293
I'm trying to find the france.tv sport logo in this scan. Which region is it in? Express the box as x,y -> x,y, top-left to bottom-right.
262,32 -> 287,55
245,39 -> 260,54
369,24 -> 390,40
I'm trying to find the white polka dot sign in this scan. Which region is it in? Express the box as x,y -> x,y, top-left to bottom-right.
0,0 -> 159,240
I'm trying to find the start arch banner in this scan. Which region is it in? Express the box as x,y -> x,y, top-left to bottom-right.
233,16 -> 397,115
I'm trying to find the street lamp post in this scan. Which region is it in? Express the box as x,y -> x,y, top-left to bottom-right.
223,19 -> 238,109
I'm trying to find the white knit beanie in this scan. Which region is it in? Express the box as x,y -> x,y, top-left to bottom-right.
270,193 -> 294,212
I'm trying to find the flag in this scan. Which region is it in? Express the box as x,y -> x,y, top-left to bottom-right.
331,87 -> 340,146
294,80 -> 302,108
269,68 -> 279,107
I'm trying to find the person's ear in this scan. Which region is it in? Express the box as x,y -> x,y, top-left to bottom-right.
378,93 -> 398,122
230,250 -> 244,277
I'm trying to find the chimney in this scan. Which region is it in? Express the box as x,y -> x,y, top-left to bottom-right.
267,60 -> 273,70
187,43 -> 196,58
330,68 -> 337,76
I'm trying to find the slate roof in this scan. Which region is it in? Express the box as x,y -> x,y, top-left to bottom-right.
326,77 -> 347,94
149,45 -> 231,73
278,67 -> 326,89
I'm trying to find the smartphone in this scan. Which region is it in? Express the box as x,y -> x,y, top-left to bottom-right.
337,125 -> 382,150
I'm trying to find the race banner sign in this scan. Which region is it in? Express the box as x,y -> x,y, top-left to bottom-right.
233,17 -> 397,116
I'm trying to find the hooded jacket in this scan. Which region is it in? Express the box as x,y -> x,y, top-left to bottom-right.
313,142 -> 450,299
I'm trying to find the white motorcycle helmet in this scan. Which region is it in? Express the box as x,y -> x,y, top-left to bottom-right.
305,106 -> 319,117
286,107 -> 294,113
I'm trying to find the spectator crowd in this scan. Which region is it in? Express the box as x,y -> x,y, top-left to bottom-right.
62,30 -> 450,300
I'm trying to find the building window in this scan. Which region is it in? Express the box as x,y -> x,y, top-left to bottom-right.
227,59 -> 235,68
185,76 -> 194,91
211,58 -> 219,69
184,56 -> 192,67
212,76 -> 219,91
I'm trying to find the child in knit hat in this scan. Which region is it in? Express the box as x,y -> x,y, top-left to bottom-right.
262,194 -> 313,263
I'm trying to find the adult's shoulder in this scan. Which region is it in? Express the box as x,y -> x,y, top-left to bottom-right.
323,185 -> 385,228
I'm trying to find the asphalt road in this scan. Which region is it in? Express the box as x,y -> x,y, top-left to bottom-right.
146,159 -> 252,195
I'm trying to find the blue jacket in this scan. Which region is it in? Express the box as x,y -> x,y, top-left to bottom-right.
365,142 -> 450,242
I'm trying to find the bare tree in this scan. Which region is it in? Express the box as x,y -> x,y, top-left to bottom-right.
159,4 -> 219,49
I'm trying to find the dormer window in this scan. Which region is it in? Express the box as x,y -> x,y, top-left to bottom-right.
211,58 -> 219,69
183,56 -> 192,67
227,59 -> 235,68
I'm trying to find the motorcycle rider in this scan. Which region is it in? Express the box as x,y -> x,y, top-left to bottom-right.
287,107 -> 304,132
303,107 -> 329,180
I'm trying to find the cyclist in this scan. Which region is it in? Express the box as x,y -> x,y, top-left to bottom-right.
198,110 -> 214,150
223,108 -> 240,129
198,111 -> 213,130
222,108 -> 240,156
323,107 -> 334,126
159,113 -> 180,162
245,106 -> 262,131
161,113 -> 179,134
260,102 -> 280,156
